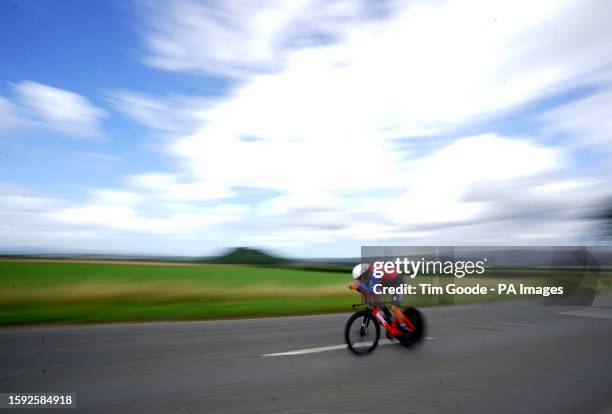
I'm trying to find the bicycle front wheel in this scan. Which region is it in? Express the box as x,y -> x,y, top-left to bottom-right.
345,310 -> 380,355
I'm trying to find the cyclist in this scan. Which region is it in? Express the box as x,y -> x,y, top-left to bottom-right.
348,263 -> 410,329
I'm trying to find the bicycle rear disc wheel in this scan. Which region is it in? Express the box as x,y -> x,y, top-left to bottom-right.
345,310 -> 380,355
398,307 -> 425,348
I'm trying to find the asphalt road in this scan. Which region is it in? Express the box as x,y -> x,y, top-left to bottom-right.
1,298 -> 612,414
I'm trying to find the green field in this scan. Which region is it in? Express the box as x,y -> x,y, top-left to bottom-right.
0,260 -> 609,325
0,260 -> 365,325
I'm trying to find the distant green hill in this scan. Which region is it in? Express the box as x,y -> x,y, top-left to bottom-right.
209,247 -> 290,265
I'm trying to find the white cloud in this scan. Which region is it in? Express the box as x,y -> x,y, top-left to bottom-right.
377,134 -> 561,227
139,0 -> 612,160
0,182 -> 244,253
240,133 -> 595,248
12,81 -> 106,138
49,203 -> 242,235
540,87 -> 612,151
135,0 -> 612,251
41,183 -> 244,236
0,96 -> 22,127
127,172 -> 232,201
141,0 -> 382,77
0,192 -> 59,214
108,91 -> 209,133
0,183 -> 69,248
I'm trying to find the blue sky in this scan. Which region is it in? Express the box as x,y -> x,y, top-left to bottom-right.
0,0 -> 225,194
1,0 -> 612,257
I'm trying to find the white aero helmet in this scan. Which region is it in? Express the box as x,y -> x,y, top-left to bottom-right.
352,263 -> 370,279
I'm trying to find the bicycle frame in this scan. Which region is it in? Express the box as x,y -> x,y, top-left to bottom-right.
367,305 -> 416,337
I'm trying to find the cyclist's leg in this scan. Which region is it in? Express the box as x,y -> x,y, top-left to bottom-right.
389,292 -> 407,324
390,304 -> 408,324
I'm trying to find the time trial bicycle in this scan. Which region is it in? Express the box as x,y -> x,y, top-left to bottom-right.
344,302 -> 425,355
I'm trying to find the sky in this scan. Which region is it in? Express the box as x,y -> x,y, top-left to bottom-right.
1,0 -> 611,258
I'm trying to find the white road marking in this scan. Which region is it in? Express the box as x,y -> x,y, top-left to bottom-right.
559,308 -> 612,320
262,344 -> 349,357
492,322 -> 537,327
261,337 -> 436,357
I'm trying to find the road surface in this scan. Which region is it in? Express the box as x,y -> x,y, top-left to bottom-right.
1,299 -> 612,413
